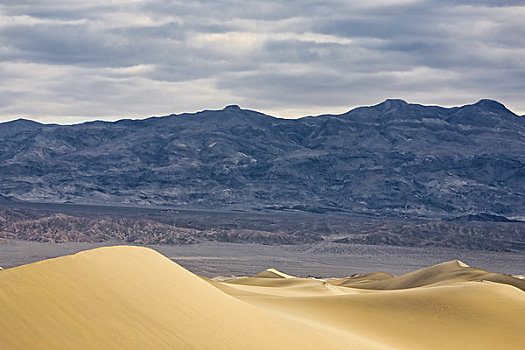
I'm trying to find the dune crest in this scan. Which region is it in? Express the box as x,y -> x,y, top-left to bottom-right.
455,260 -> 470,267
323,259 -> 525,291
253,268 -> 296,279
1,246 -> 524,350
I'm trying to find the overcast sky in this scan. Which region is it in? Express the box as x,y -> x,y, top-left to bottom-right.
0,0 -> 524,123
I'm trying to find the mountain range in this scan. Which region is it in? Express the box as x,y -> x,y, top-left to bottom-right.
1,99 -> 523,219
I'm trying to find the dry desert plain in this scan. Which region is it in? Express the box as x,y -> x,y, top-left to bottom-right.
1,245 -> 524,350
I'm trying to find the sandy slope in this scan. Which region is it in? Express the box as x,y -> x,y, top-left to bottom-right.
0,246 -> 378,350
325,260 -> 525,291
1,246 -> 524,350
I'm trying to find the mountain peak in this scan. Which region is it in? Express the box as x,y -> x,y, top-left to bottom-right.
472,99 -> 507,110
367,99 -> 409,114
384,98 -> 408,104
454,99 -> 517,119
377,99 -> 409,109
223,105 -> 242,111
2,118 -> 43,126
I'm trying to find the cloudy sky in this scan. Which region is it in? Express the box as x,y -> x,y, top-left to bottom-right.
0,0 -> 524,123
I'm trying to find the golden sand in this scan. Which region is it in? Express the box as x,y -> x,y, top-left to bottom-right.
1,246 -> 524,350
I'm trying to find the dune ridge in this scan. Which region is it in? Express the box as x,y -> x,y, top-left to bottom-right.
253,268 -> 296,279
1,246 -> 524,350
326,260 -> 525,291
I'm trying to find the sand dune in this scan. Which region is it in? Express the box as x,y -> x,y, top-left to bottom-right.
325,260 -> 525,291
328,271 -> 395,287
1,246 -> 524,350
253,268 -> 296,279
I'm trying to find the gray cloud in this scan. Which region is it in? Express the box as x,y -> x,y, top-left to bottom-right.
0,0 -> 524,122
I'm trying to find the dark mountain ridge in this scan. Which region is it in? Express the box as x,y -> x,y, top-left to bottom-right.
1,99 -> 523,219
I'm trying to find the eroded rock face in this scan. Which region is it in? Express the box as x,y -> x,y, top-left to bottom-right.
0,209 -> 199,244
1,99 -> 524,218
0,208 -> 322,246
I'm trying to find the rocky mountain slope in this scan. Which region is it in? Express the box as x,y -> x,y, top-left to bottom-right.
1,99 -> 523,218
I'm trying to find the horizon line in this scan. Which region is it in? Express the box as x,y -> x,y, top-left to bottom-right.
0,98 -> 522,126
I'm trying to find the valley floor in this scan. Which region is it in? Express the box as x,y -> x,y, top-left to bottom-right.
1,239 -> 523,277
